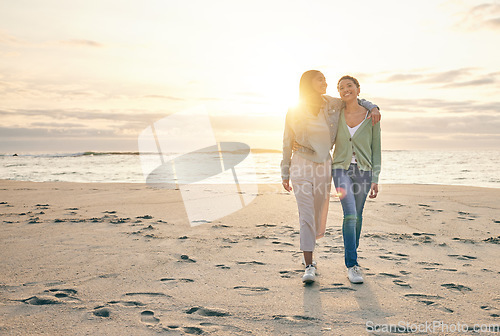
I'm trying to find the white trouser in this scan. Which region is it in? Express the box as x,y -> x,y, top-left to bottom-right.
290,154 -> 332,252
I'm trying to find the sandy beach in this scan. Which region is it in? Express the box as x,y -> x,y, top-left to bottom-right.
0,180 -> 499,335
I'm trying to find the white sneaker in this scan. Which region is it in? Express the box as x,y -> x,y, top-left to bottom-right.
302,265 -> 316,283
348,265 -> 364,284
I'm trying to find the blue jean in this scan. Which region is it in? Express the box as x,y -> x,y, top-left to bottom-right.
332,164 -> 372,268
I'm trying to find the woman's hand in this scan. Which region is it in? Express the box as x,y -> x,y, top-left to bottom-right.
368,107 -> 381,126
282,179 -> 292,192
369,183 -> 378,198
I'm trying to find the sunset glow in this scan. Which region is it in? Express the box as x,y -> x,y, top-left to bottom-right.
1,0 -> 499,153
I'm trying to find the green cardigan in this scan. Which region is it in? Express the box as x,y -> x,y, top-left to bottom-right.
332,110 -> 381,183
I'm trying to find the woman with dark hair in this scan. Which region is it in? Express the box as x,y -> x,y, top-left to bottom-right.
332,75 -> 382,284
281,70 -> 380,283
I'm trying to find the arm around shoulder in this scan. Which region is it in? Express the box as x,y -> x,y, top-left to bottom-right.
358,98 -> 379,112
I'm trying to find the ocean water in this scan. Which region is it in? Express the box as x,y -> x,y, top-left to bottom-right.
1,151 -> 499,188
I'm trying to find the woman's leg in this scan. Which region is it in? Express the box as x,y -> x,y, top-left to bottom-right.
351,166 -> 372,249
312,158 -> 332,241
303,251 -> 313,266
290,156 -> 316,257
332,165 -> 358,268
291,156 -> 319,283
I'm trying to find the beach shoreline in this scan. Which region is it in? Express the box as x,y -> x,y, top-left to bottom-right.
0,180 -> 499,335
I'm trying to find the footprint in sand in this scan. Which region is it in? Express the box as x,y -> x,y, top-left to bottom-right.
405,294 -> 443,300
141,310 -> 160,325
412,232 -> 436,237
404,294 -> 453,313
35,203 -> 50,210
124,292 -> 171,298
480,305 -> 496,311
451,237 -> 477,244
21,288 -> 80,305
237,261 -> 266,265
215,264 -> 231,269
182,326 -> 204,334
279,270 -> 296,278
457,211 -> 478,221
448,254 -> 477,260
273,315 -> 318,322
211,224 -> 230,228
271,241 -> 294,246
43,288 -> 80,302
416,261 -> 442,266
21,296 -> 62,305
379,252 -> 409,261
379,273 -> 400,278
185,306 -> 230,317
425,208 -> 444,213
179,254 -> 197,263
386,202 -> 405,207
136,215 -> 153,219
393,279 -> 411,288
110,217 -> 130,224
27,217 -> 41,224
484,236 -> 500,244
93,307 -> 111,317
233,286 -> 269,295
222,238 -> 239,244
160,278 -> 195,283
441,283 -> 472,292
108,300 -> 145,307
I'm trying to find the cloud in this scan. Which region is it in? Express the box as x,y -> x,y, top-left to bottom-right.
459,3 -> 500,31
0,108 -> 168,124
380,68 -> 499,88
485,17 -> 500,29
381,69 -> 472,84
59,39 -> 104,47
382,114 -> 500,134
372,97 -> 500,114
30,122 -> 86,128
0,126 -> 120,138
441,78 -> 496,88
415,69 -> 472,84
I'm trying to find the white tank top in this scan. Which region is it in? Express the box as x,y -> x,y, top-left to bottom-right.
347,111 -> 369,163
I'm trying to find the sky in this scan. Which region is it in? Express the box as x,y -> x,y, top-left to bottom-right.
1,0 -> 499,153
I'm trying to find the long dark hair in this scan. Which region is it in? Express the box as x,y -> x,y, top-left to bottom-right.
299,70 -> 322,104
